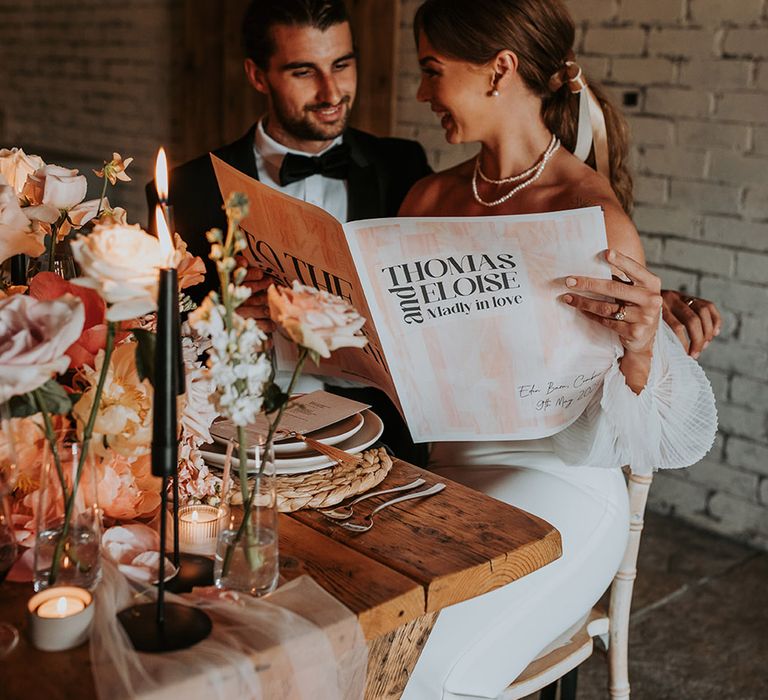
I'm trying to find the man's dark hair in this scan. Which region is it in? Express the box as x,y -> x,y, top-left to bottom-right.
242,0 -> 350,68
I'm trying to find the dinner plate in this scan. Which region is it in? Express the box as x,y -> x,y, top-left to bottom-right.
209,412 -> 365,456
200,409 -> 384,475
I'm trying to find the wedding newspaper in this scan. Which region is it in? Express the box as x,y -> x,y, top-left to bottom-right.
212,155 -> 618,442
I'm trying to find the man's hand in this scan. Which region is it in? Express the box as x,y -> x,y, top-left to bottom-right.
236,258 -> 276,335
661,290 -> 721,359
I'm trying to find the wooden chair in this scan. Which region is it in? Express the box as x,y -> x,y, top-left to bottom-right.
500,472 -> 653,700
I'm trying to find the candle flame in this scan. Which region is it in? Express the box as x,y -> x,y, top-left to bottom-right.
155,147 -> 169,202
191,510 -> 199,523
155,206 -> 175,266
56,597 -> 67,615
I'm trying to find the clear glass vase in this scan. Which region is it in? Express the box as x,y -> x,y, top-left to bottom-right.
214,438 -> 278,596
27,238 -> 77,280
33,431 -> 101,592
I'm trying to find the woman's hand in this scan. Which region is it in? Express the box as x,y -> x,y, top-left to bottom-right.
561,248 -> 662,356
661,290 -> 721,358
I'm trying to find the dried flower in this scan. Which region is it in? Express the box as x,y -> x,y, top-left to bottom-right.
93,152 -> 134,186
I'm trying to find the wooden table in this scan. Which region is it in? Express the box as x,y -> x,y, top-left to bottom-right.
1,459 -> 561,700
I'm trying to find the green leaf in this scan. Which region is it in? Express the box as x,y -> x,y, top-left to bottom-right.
131,328 -> 156,386
262,382 -> 289,415
9,379 -> 73,418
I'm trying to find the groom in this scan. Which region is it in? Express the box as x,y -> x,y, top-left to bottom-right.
147,0 -> 431,465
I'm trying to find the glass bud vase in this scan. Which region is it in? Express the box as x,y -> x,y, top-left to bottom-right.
33,431 -> 102,592
214,438 -> 278,596
27,238 -> 77,280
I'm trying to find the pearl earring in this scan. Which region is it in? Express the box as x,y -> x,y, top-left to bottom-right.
491,89 -> 500,97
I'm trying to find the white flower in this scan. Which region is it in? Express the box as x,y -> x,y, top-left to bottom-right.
0,147 -> 45,194
22,164 -> 87,210
0,294 -> 85,403
267,281 -> 368,359
71,222 -> 167,321
0,175 -> 45,262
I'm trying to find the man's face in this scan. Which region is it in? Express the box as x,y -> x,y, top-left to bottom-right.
246,22 -> 357,152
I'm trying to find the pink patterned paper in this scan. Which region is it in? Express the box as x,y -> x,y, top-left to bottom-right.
212,156 -> 618,442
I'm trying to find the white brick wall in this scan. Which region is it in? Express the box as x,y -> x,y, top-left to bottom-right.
395,0 -> 768,549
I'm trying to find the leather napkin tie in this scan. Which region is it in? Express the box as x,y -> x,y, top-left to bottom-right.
278,143 -> 351,186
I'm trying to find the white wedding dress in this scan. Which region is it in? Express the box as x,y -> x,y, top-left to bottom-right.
401,321 -> 717,700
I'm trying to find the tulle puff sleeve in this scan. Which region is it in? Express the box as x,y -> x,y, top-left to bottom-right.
552,320 -> 718,475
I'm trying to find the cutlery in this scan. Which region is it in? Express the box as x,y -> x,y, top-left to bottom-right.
336,483 -> 446,533
319,478 -> 427,520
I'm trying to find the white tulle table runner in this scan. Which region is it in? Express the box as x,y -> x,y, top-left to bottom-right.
90,562 -> 368,700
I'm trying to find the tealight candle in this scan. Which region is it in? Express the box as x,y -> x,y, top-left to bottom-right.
27,587 -> 94,651
175,505 -> 228,556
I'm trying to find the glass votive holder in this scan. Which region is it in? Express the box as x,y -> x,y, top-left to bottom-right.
169,504 -> 229,557
27,586 -> 94,651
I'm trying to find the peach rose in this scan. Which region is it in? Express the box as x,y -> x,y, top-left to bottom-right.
0,147 -> 45,194
0,176 -> 45,262
70,222 -> 166,321
97,453 -> 160,521
0,294 -> 85,403
21,164 -> 87,210
267,281 -> 368,359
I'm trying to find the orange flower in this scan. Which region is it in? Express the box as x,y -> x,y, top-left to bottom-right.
93,153 -> 133,186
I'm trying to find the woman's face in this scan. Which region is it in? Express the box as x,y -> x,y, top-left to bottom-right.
416,32 -> 493,145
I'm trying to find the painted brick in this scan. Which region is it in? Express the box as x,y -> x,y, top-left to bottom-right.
578,56 -> 611,81
627,116 -> 675,146
735,251 -> 768,284
744,186 -> 768,218
677,119 -> 750,150
664,239 -> 734,275
688,459 -> 759,501
726,437 -> 768,476
669,180 -> 741,214
565,0 -> 619,23
717,93 -> 768,123
718,403 -> 767,440
703,366 -> 729,401
650,265 -> 699,293
584,27 -> 647,56
641,146 -> 708,178
619,0 -> 685,23
634,175 -> 668,204
648,471 -> 710,516
679,59 -> 753,89
709,492 -> 768,537
722,29 -> 768,59
611,57 -> 676,84
645,87 -> 712,118
701,341 -> 768,379
702,216 -> 768,251
741,315 -> 768,346
647,28 -> 719,57
708,151 -> 768,185
760,479 -> 768,506
634,205 -> 700,237
731,376 -> 768,410
641,234 -> 664,264
700,275 -> 768,313
690,0 -> 765,24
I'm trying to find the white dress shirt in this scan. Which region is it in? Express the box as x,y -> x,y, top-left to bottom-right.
253,119 -> 349,223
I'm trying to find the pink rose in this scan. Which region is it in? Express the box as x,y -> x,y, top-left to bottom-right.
267,281 -> 368,358
21,164 -> 87,210
0,176 -> 45,262
96,453 -> 160,521
0,147 -> 45,194
0,294 -> 85,402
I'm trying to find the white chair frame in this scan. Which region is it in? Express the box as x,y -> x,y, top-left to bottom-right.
501,471 -> 653,700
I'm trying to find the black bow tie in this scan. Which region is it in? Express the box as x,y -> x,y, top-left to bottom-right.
278,143 -> 350,186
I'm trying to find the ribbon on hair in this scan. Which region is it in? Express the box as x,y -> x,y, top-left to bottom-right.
550,58 -> 610,179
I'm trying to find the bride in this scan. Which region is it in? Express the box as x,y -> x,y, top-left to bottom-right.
398,0 -> 717,698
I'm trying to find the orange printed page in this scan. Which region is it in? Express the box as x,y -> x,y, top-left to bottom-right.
343,208 -> 618,442
211,155 -> 400,410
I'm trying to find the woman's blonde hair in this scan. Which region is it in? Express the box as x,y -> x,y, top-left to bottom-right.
414,0 -> 634,214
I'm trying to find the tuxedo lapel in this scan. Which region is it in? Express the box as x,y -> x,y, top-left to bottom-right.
344,130 -> 381,221
215,124 -> 261,181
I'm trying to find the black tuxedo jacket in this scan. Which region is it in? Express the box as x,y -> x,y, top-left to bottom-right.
146,125 -> 432,466
147,125 -> 431,303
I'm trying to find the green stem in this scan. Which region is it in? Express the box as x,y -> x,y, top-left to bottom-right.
221,348 -> 309,578
48,321 -> 116,585
33,391 -> 69,504
95,177 -> 109,218
45,225 -> 57,273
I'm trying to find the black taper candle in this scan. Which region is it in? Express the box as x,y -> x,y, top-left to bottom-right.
160,202 -> 186,396
10,255 -> 27,285
151,267 -> 179,478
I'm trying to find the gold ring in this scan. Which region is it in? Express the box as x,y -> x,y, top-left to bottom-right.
613,304 -> 627,322
686,297 -> 696,307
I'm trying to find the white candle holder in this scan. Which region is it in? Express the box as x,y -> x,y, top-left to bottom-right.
27,586 -> 94,651
170,504 -> 229,556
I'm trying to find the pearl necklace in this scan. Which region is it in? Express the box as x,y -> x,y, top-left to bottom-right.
472,136 -> 561,207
